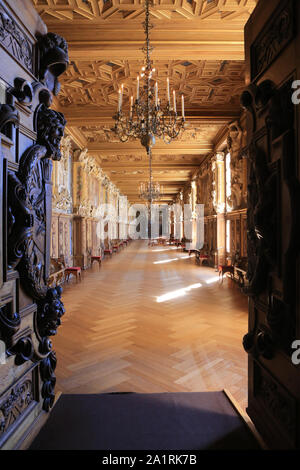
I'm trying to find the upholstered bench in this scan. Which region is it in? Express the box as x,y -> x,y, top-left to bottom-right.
91,256 -> 102,266
65,266 -> 82,282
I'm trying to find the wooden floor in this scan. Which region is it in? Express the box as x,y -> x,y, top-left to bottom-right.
54,240 -> 248,410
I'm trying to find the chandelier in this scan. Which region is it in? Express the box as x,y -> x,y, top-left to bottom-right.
112,0 -> 185,149
139,181 -> 161,202
139,179 -> 162,202
112,0 -> 185,205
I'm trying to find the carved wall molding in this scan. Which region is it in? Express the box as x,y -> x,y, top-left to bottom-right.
253,362 -> 296,445
0,379 -> 34,437
0,4 -> 33,73
251,0 -> 295,81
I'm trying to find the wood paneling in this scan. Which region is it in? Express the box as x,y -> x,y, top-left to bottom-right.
243,0 -> 300,449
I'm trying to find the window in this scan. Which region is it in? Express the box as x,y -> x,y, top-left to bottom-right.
225,152 -> 231,209
226,220 -> 231,253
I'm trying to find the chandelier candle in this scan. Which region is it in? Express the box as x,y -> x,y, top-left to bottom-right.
130,96 -> 133,119
182,94 -> 185,119
137,76 -> 140,100
173,90 -> 176,114
167,78 -> 170,104
118,88 -> 121,112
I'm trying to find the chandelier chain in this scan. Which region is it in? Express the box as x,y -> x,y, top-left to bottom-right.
112,0 -> 186,204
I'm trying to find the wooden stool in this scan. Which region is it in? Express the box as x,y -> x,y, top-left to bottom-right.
65,266 -> 82,282
91,256 -> 102,267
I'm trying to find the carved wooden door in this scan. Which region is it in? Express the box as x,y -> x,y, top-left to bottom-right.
0,0 -> 68,449
242,0 -> 300,449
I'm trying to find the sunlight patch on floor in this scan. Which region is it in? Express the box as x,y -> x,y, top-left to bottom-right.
156,283 -> 202,303
154,254 -> 194,265
205,276 -> 220,284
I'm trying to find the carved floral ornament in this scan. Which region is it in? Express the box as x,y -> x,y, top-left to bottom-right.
77,148 -> 105,181
60,134 -> 72,159
52,187 -> 72,213
76,148 -> 121,196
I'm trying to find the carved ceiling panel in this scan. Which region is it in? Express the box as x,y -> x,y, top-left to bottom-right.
30,0 -> 251,202
31,0 -> 257,23
58,59 -> 245,112
80,122 -> 223,143
98,154 -> 205,163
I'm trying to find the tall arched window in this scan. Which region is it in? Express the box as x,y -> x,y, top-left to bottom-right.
225,152 -> 231,211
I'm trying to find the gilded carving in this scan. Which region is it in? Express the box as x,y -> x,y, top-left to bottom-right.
196,159 -> 214,215
52,136 -> 72,213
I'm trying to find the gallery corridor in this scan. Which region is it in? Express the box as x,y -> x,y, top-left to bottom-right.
54,241 -> 248,410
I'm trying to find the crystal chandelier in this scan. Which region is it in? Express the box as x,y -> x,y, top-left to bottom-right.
112,0 -> 185,149
139,180 -> 162,202
139,181 -> 161,202
112,0 -> 185,206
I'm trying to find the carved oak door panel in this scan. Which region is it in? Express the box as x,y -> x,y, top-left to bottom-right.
0,0 -> 68,449
242,0 -> 300,449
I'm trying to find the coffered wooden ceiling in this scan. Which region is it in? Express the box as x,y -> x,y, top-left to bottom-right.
32,0 -> 257,203
32,0 -> 257,23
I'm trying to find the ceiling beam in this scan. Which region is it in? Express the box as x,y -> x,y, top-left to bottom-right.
113,176 -> 190,182
46,21 -> 246,61
64,110 -> 240,126
102,165 -> 201,170
90,142 -> 213,155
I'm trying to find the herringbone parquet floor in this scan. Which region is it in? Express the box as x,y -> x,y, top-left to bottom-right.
54,241 -> 248,409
